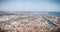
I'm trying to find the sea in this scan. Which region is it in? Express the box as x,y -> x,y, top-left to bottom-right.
48,12 -> 60,16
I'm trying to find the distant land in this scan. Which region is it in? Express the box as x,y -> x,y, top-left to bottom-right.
0,11 -> 60,16
0,11 -> 16,15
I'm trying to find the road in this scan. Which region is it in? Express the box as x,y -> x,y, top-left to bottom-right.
42,15 -> 60,27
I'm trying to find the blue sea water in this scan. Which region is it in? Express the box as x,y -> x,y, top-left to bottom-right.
48,12 -> 60,16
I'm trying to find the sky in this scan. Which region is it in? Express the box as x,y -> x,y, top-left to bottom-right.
0,0 -> 60,12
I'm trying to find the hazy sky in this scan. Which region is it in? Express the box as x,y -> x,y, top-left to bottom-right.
0,0 -> 60,12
